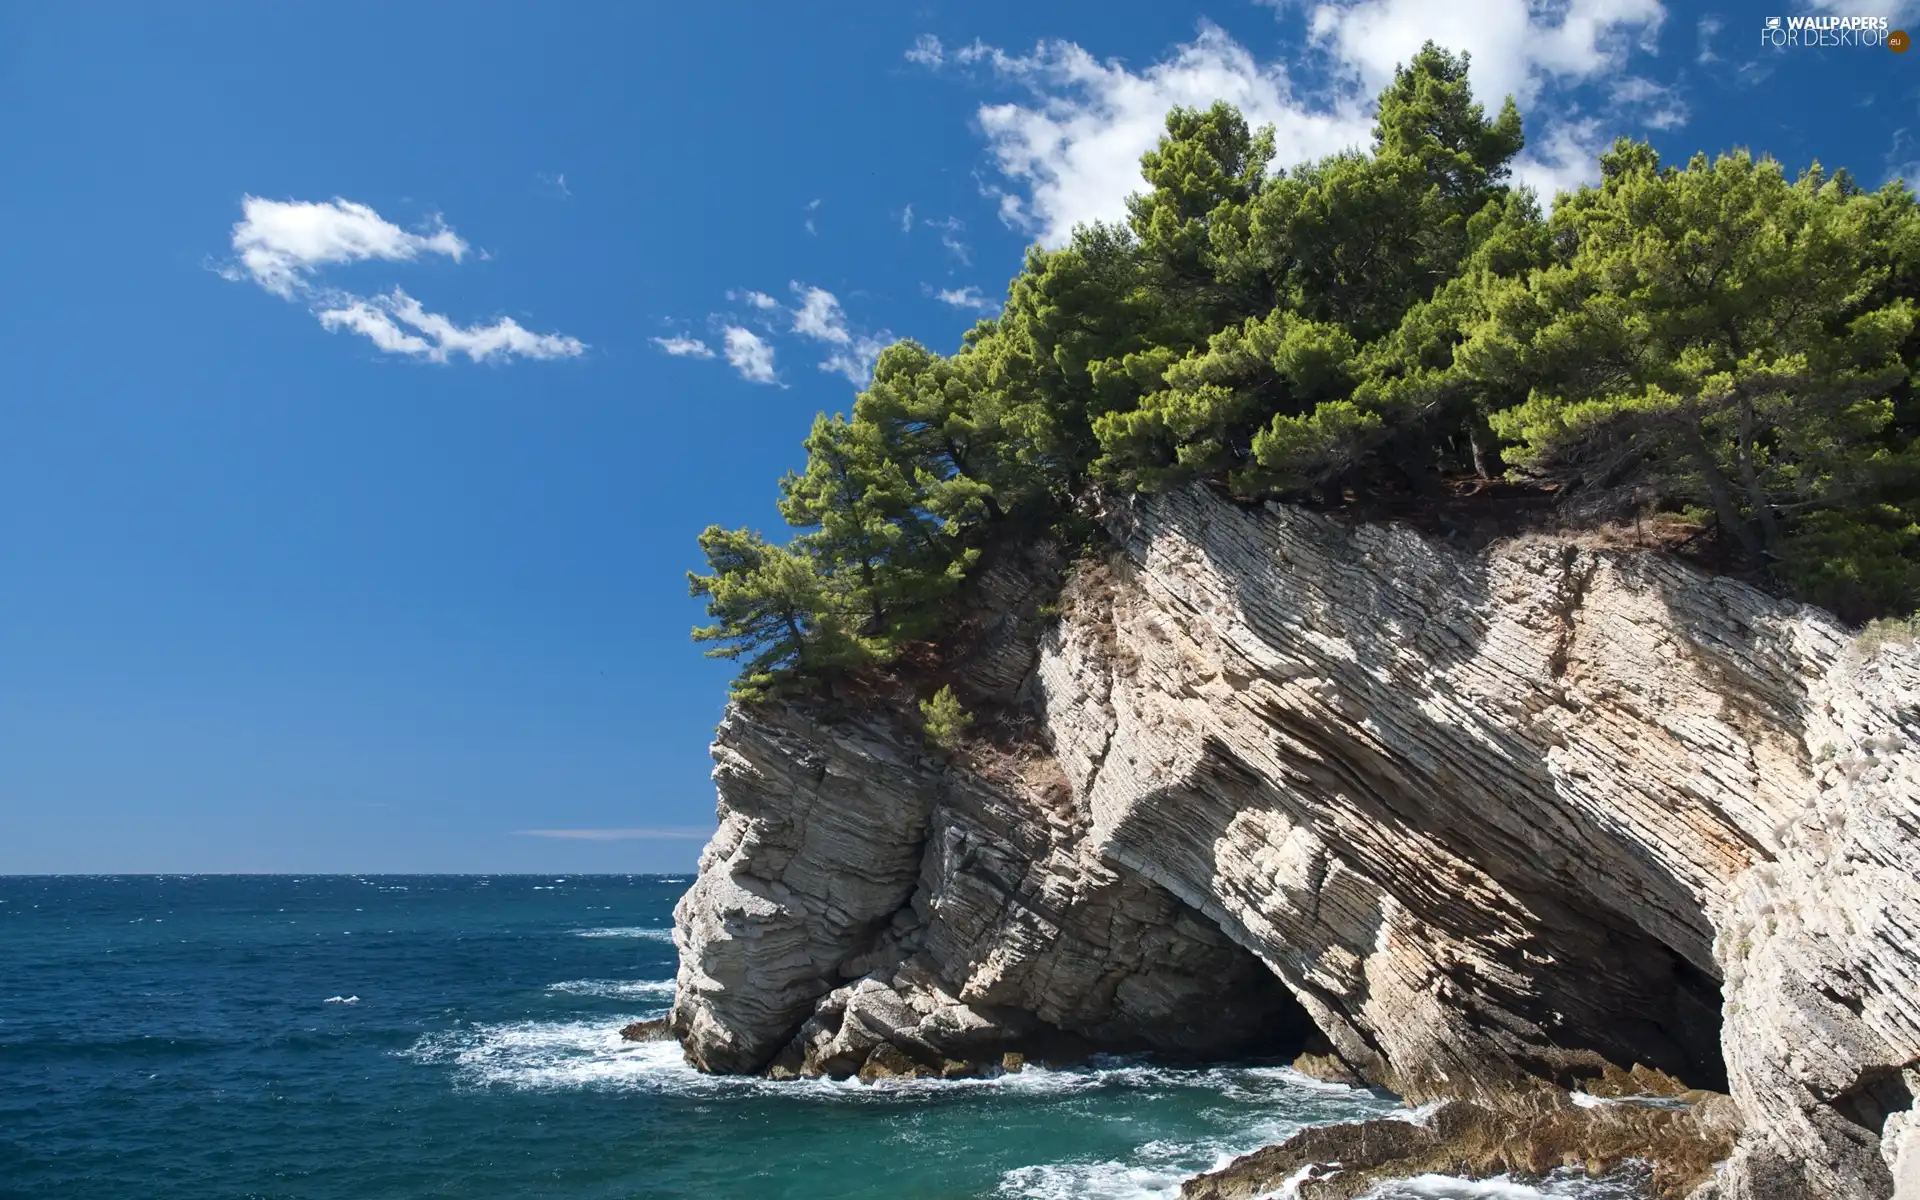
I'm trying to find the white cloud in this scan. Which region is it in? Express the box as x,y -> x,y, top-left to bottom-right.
820,333 -> 892,386
936,11 -> 1672,246
723,326 -> 778,383
957,27 -> 1374,246
924,215 -> 971,264
906,34 -> 945,66
228,195 -> 467,297
317,300 -> 433,356
1303,0 -> 1666,116
652,336 -> 715,358
1807,0 -> 1914,16
934,285 -> 999,312
316,289 -> 584,363
1510,117 -> 1609,200
1886,129 -> 1920,193
1608,76 -> 1687,130
514,827 -> 713,840
900,203 -> 915,233
790,283 -> 851,343
804,197 -> 822,236
223,194 -> 581,363
1696,14 -> 1723,62
728,289 -> 780,309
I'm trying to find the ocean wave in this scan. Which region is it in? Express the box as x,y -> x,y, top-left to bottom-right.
998,1157 -> 1201,1199
403,1019 -> 680,1091
402,1022 -> 1393,1112
570,926 -> 675,940
545,979 -> 676,1001
323,995 -> 360,1004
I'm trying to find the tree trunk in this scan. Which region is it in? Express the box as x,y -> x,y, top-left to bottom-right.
1684,425 -> 1763,565
1468,415 -> 1504,480
1735,396 -> 1783,561
785,612 -> 806,659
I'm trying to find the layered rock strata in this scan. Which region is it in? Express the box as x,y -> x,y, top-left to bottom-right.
670,485 -> 1920,1199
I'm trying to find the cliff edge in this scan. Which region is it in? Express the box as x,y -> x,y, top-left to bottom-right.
669,486 -> 1920,1199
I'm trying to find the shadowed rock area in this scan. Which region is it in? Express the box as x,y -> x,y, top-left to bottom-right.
670,486 -> 1920,1199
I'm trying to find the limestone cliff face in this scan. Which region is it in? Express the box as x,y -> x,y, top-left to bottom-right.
670,485 -> 1920,1199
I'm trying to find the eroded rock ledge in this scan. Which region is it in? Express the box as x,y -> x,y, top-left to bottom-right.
670,485 -> 1920,1200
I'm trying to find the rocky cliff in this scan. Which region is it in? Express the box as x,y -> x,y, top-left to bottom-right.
669,485 -> 1920,1199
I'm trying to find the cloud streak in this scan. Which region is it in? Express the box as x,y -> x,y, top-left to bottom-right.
222,195 -> 582,363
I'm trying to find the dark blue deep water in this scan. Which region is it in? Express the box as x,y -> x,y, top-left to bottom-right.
1,876 -> 1647,1199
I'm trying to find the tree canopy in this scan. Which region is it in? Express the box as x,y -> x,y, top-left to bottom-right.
690,43 -> 1920,701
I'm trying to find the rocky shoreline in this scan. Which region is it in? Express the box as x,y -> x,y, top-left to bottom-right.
664,486 -> 1920,1199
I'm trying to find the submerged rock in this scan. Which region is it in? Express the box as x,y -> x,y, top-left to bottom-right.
669,485 -> 1920,1199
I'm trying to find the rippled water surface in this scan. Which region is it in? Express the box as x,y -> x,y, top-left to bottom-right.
1,876 -> 1640,1199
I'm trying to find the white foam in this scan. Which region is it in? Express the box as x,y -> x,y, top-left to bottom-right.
405,1018 -> 683,1091
571,926 -> 675,940
324,995 -> 360,1004
402,1024 -> 1393,1111
998,1157 -> 1194,1199
546,979 -> 677,1001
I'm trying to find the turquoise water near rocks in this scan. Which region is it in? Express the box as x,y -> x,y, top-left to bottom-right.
1,875 -> 1649,1199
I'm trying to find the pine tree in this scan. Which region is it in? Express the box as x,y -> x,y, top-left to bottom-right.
919,686 -> 973,752
687,527 -> 869,699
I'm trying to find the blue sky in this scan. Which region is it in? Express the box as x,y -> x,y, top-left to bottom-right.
2,0 -> 1916,873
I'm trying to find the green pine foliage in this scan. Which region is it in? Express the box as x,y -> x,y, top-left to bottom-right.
919,686 -> 973,752
692,42 -> 1920,698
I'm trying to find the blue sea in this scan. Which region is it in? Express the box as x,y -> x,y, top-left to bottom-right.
1,876 -> 1649,1199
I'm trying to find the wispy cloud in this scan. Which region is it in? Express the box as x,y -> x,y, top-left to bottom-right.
788,284 -> 892,385
315,290 -> 582,363
923,215 -> 971,264
906,33 -> 945,66
537,171 -> 572,198
514,827 -> 714,841
900,203 -> 915,233
820,333 -> 891,386
1607,76 -> 1687,131
932,284 -> 998,312
1806,0 -> 1914,16
804,197 -> 823,236
1696,14 -> 1723,63
221,195 -> 582,363
651,335 -> 715,358
661,285 -> 890,388
791,283 -> 851,344
723,325 -> 778,384
1886,128 -> 1920,192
